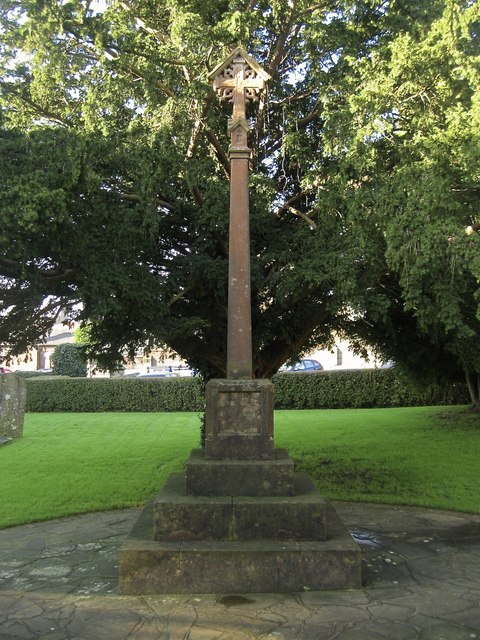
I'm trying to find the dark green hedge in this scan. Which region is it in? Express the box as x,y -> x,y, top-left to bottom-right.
25,377 -> 205,412
15,370 -> 54,378
272,369 -> 469,409
24,369 -> 469,413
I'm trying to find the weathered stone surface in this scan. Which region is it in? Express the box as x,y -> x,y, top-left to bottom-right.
3,502 -> 480,637
154,478 -> 232,541
154,472 -> 327,541
0,373 -> 26,439
120,499 -> 361,594
185,448 -> 295,497
205,378 -> 274,460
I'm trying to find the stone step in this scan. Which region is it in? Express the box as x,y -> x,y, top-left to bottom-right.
185,448 -> 295,496
120,500 -> 361,595
154,472 -> 327,542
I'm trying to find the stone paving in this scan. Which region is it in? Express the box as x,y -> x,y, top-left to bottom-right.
0,502 -> 479,639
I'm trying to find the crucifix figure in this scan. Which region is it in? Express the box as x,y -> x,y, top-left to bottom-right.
209,48 -> 271,379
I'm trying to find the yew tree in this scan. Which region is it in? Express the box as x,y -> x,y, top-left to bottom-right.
320,0 -> 480,405
1,0 -> 479,391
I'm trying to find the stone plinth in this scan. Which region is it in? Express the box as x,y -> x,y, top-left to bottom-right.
185,448 -> 294,496
205,378 -> 274,460
119,378 -> 362,593
0,373 -> 26,439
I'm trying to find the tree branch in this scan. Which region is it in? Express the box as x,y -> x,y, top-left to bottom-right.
186,94 -> 215,158
275,190 -> 311,217
62,24 -> 177,98
205,129 -> 231,177
0,257 -> 76,282
285,206 -> 317,229
115,191 -> 173,211
266,0 -> 299,78
296,109 -> 321,129
465,223 -> 480,235
257,302 -> 330,377
0,82 -> 71,127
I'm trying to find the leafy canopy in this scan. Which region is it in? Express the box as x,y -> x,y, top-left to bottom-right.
51,343 -> 87,377
0,0 -> 479,383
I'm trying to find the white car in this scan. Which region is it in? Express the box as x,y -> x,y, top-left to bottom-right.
137,371 -> 179,378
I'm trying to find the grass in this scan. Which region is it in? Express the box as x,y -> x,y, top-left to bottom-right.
275,406 -> 480,513
0,406 -> 478,528
0,413 -> 199,529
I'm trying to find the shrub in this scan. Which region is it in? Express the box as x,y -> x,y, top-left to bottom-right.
272,369 -> 469,409
51,344 -> 87,377
25,377 -> 205,412
24,369 -> 469,413
14,370 -> 54,378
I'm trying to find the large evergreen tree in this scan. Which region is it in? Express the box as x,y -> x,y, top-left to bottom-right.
1,1 -> 479,392
320,0 -> 480,404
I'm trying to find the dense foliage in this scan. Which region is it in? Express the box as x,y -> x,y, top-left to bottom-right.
1,1 -> 479,398
50,343 -> 87,377
24,370 -> 467,412
273,370 -> 469,410
25,376 -> 204,412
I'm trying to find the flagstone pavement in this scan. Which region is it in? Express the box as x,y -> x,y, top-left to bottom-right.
0,501 -> 479,639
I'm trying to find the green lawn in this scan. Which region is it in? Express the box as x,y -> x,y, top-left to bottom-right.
275,407 -> 480,513
0,406 -> 478,528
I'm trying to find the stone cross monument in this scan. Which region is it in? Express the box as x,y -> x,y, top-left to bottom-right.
210,47 -> 270,379
119,48 -> 361,594
202,48 -> 274,461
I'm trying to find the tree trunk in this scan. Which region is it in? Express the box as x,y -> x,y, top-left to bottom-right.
465,371 -> 480,410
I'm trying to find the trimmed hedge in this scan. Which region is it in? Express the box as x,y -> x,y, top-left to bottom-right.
25,377 -> 205,413
24,369 -> 469,412
273,369 -> 469,409
15,370 -> 54,378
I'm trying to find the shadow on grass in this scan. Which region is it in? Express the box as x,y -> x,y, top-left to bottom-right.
427,408 -> 480,431
292,454 -> 397,497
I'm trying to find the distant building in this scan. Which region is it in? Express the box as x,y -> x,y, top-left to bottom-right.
307,338 -> 378,371
35,329 -> 76,371
2,314 -> 377,375
0,311 -> 77,372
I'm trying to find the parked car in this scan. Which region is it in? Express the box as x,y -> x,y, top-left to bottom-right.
137,371 -> 179,378
287,359 -> 323,372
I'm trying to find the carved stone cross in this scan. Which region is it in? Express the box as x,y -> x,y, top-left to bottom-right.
212,48 -> 268,126
209,48 -> 271,379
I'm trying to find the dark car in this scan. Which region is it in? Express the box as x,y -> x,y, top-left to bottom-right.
288,359 -> 323,372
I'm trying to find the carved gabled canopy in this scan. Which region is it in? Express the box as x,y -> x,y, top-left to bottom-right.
209,46 -> 271,104
208,46 -> 271,83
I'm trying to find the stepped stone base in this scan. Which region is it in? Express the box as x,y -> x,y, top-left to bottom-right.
119,478 -> 361,594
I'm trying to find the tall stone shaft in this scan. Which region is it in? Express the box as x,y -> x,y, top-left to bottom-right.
227,143 -> 252,378
209,47 -> 271,379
